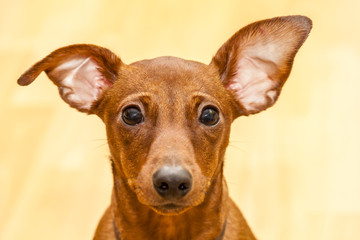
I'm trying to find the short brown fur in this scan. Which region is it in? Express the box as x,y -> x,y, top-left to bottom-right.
18,16 -> 311,239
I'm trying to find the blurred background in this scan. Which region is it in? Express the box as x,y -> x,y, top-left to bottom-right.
1,0 -> 359,239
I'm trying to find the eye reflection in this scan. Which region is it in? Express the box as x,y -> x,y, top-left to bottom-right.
199,107 -> 219,126
122,106 -> 144,125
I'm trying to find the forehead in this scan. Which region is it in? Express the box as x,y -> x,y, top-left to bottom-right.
106,56 -> 233,113
124,56 -> 226,97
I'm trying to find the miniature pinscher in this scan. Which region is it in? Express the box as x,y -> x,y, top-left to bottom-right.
18,15 -> 312,240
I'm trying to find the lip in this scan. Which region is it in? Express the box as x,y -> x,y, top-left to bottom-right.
162,203 -> 180,209
151,204 -> 188,215
155,203 -> 182,210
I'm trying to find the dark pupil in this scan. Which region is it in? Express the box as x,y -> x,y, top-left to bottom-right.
122,107 -> 143,125
199,107 -> 219,126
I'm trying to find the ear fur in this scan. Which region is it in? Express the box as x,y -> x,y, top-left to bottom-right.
211,15 -> 312,116
17,44 -> 122,113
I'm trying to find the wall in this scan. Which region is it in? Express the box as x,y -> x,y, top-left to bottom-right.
1,0 -> 359,239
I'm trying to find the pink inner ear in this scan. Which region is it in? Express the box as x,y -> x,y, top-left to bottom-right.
48,57 -> 112,111
226,55 -> 280,114
213,16 -> 312,116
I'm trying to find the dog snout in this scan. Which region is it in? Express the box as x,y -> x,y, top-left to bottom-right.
152,166 -> 192,200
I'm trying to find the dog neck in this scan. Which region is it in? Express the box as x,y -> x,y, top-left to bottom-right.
110,161 -> 228,240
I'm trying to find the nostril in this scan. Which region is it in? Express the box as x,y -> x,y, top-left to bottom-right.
159,182 -> 169,190
178,183 -> 188,191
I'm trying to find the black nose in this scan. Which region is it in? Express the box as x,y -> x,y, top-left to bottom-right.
153,166 -> 192,200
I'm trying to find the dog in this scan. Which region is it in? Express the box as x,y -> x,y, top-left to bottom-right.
18,15 -> 311,240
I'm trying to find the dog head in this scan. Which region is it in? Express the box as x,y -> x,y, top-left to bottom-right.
18,16 -> 311,215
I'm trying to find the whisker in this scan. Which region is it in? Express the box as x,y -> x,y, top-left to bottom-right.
226,181 -> 243,187
227,144 -> 245,152
92,143 -> 109,150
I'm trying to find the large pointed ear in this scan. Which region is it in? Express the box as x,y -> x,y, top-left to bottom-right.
17,44 -> 122,113
210,16 -> 312,116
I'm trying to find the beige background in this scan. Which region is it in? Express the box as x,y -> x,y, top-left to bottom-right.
1,0 -> 359,239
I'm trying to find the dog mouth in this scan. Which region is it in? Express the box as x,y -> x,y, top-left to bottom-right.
151,203 -> 190,215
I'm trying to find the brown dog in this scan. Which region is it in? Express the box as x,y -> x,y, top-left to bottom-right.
18,16 -> 311,240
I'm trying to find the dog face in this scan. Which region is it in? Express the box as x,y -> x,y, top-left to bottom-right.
100,57 -> 235,214
18,16 -> 311,215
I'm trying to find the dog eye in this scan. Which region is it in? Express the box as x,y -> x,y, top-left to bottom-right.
122,106 -> 144,125
199,107 -> 219,126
